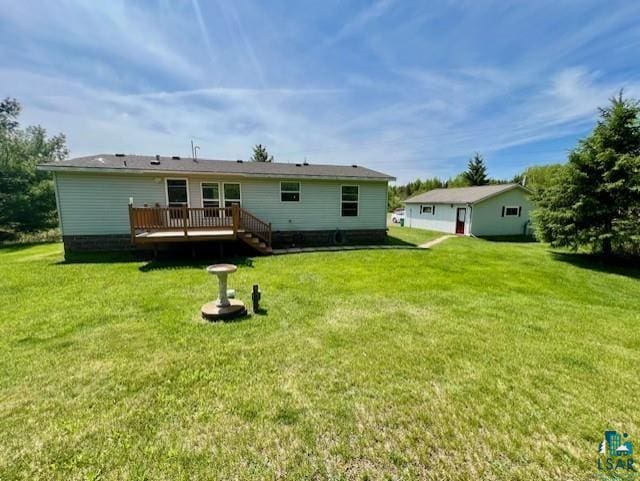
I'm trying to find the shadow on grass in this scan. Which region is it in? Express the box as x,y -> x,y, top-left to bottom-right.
383,235 -> 422,247
58,251 -> 143,265
139,255 -> 255,272
0,241 -> 60,253
552,251 -> 640,279
478,235 -> 538,243
201,307 -> 268,324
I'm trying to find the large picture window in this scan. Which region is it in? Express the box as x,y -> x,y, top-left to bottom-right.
281,181 -> 300,202
341,185 -> 359,217
223,183 -> 241,207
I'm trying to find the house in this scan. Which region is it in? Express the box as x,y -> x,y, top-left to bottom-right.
403,184 -> 533,236
38,154 -> 395,254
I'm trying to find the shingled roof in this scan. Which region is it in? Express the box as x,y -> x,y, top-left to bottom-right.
404,184 -> 529,204
38,154 -> 395,181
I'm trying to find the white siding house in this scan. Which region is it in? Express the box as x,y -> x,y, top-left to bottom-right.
404,184 -> 533,236
39,154 -> 394,253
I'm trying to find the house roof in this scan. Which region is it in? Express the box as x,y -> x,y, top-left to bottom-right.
403,183 -> 528,205
38,154 -> 395,181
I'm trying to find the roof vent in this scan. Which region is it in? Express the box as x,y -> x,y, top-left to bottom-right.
155,154 -> 160,161
295,163 -> 302,167
352,164 -> 358,168
150,160 -> 160,165
303,161 -> 309,166
236,159 -> 243,163
172,155 -> 180,160
115,153 -> 125,157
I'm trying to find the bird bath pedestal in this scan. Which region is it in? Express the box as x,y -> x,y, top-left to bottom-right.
201,264 -> 247,321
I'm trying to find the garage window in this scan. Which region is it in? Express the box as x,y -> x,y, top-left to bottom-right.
503,206 -> 521,217
420,205 -> 434,215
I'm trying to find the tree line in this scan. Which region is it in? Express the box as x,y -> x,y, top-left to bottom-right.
1,94 -> 639,257
388,153 -> 526,211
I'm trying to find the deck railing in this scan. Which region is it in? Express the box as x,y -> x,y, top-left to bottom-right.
129,204 -> 271,247
239,208 -> 272,247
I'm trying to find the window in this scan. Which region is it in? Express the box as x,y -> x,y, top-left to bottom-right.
201,182 -> 220,216
503,206 -> 520,217
223,183 -> 241,207
166,179 -> 188,207
166,178 -> 188,219
420,205 -> 434,215
341,185 -> 358,217
281,181 -> 300,202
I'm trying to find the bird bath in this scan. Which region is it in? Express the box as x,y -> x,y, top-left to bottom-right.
201,264 -> 246,320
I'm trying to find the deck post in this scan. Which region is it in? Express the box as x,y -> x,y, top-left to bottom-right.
182,204 -> 189,237
128,203 -> 135,244
268,223 -> 272,247
232,204 -> 239,236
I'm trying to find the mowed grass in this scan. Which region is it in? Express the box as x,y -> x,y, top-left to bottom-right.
1,234 -> 640,480
386,224 -> 443,246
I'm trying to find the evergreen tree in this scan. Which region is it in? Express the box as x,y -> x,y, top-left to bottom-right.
250,144 -> 273,162
534,93 -> 640,257
0,98 -> 68,236
463,153 -> 489,185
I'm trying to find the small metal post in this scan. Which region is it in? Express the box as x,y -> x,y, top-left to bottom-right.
252,284 -> 261,312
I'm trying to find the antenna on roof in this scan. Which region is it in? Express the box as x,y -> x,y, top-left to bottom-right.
190,140 -> 200,162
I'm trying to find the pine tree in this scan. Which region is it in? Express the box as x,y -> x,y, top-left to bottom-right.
534,92 -> 640,257
463,153 -> 489,185
250,144 -> 273,163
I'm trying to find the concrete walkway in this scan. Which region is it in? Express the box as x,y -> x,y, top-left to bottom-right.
271,234 -> 454,255
418,234 -> 454,249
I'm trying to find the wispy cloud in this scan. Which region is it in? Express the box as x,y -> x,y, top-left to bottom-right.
1,0 -> 640,182
324,0 -> 397,46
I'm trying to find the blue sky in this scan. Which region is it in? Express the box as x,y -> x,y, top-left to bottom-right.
1,0 -> 640,183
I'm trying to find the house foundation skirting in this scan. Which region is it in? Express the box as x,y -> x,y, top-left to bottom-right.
63,229 -> 388,252
271,229 -> 387,248
63,234 -> 135,252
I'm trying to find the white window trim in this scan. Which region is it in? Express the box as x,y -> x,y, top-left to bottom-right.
165,177 -> 190,207
340,184 -> 359,217
280,181 -> 301,203
222,182 -> 242,207
504,205 -> 520,217
200,181 -> 221,208
420,204 -> 433,215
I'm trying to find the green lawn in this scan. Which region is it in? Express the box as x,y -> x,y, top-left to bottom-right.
1,234 -> 639,480
386,224 -> 443,246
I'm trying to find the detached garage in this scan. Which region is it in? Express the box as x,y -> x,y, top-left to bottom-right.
403,183 -> 533,236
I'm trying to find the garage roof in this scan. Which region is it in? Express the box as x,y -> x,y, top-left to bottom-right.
403,183 -> 529,204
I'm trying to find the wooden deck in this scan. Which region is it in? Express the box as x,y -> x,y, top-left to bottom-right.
128,205 -> 272,253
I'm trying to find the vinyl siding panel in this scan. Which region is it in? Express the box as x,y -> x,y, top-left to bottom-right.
55,172 -> 387,235
56,172 -> 165,235
405,203 -> 469,234
471,188 -> 533,236
187,176 -> 387,231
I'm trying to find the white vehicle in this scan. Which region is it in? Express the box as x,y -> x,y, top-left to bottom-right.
391,209 -> 405,223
